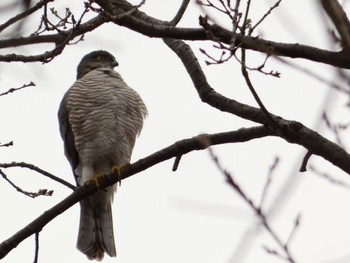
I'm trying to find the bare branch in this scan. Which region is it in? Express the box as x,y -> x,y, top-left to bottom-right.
0,126 -> 275,259
0,0 -> 54,33
250,0 -> 282,33
299,151 -> 312,172
0,141 -> 13,148
163,37 -> 350,175
0,169 -> 54,198
0,15 -> 106,62
0,162 -> 75,190
172,154 -> 182,171
259,157 -> 279,209
169,0 -> 190,25
94,0 -> 350,69
285,213 -> 301,247
241,48 -> 282,130
321,0 -> 350,51
0,82 -> 35,97
309,165 -> 350,190
207,147 -> 296,263
33,232 -> 39,263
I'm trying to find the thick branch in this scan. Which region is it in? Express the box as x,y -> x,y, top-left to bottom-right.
321,0 -> 350,51
0,127 -> 273,259
0,15 -> 106,62
163,38 -> 350,175
1,0 -> 350,68
94,0 -> 350,69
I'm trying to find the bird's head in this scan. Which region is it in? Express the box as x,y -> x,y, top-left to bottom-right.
76,50 -> 119,79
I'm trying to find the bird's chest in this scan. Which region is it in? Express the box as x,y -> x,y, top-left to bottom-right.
67,85 -> 129,161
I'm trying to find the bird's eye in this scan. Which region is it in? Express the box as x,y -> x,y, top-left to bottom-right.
96,56 -> 104,60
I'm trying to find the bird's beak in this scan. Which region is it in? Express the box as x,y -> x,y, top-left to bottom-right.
112,60 -> 119,68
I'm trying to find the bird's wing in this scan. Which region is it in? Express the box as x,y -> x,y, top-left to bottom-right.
58,91 -> 80,183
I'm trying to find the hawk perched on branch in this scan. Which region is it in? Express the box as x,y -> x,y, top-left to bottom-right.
58,50 -> 147,260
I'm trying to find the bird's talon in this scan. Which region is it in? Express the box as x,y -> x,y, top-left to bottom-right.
112,164 -> 129,186
84,173 -> 105,190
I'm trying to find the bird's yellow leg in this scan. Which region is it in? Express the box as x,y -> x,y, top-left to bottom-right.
112,163 -> 130,186
83,173 -> 105,190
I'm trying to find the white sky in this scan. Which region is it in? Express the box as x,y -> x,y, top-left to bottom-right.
1,0 -> 350,263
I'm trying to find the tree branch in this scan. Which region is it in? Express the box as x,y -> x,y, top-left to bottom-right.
0,15 -> 106,62
162,37 -> 350,175
0,126 -> 273,259
0,0 -> 54,33
1,0 -> 350,69
0,81 -> 35,97
321,0 -> 350,51
93,0 -> 350,69
0,162 -> 75,190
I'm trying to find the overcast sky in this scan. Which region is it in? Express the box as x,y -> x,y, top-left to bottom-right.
1,1 -> 350,263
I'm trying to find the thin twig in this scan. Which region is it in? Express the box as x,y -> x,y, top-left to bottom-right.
172,155 -> 183,171
240,49 -> 282,131
170,0 -> 190,25
33,232 -> 39,263
259,156 -> 279,209
285,213 -> 301,246
250,0 -> 282,34
0,162 -> 75,190
0,82 -> 35,97
0,0 -> 54,33
0,169 -> 53,198
0,141 -> 13,148
309,165 -> 350,190
299,151 -> 312,172
207,147 -> 296,263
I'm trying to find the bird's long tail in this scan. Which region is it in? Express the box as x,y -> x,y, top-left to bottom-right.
77,190 -> 116,261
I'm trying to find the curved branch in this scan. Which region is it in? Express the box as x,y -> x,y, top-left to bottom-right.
0,126 -> 273,259
321,0 -> 350,51
0,0 -> 54,33
163,38 -> 350,175
0,15 -> 106,62
1,0 -> 349,68
0,162 -> 75,190
94,0 -> 350,69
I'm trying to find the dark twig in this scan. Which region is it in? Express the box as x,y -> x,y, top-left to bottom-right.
250,0 -> 282,34
0,162 -> 75,190
0,141 -> 13,148
0,15 -> 106,62
172,155 -> 183,171
169,0 -> 190,26
33,232 -> 39,263
321,0 -> 350,51
0,82 -> 35,97
0,0 -> 54,33
241,49 -> 281,131
299,151 -> 312,172
0,170 -> 53,198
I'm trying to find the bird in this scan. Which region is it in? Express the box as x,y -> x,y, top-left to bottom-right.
58,50 -> 147,261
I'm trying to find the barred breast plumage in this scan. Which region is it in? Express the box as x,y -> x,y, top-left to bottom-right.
66,68 -> 147,167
